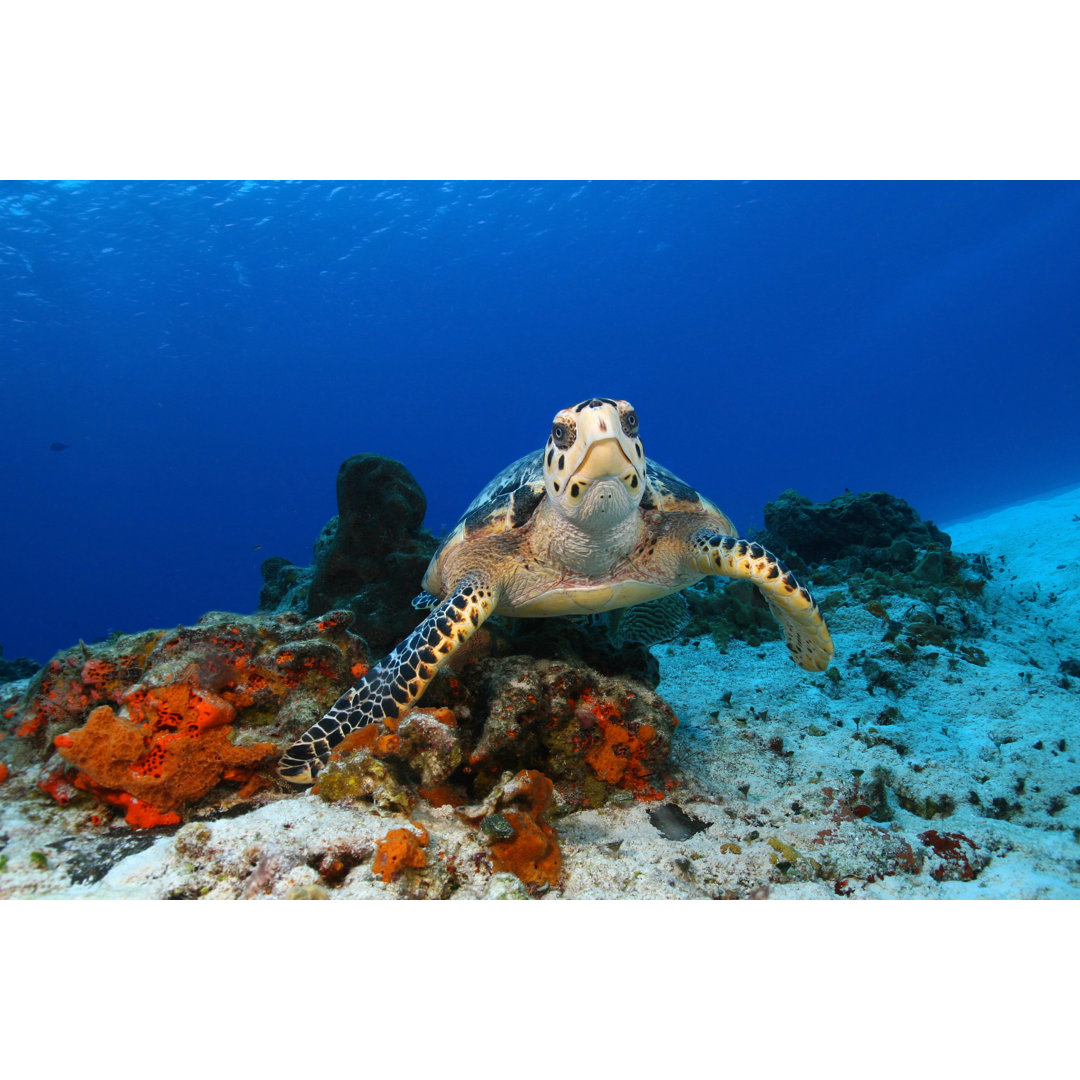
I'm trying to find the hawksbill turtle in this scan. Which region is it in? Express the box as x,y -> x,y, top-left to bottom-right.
279,397 -> 834,784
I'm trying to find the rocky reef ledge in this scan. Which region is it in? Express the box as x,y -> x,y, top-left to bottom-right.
1,465 -> 1076,899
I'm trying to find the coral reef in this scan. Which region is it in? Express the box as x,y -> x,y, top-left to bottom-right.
308,654 -> 676,889
458,769 -> 562,893
259,453 -> 438,653
427,654 -> 678,806
0,646 -> 40,682
8,631 -> 162,742
748,489 -> 989,611
681,578 -> 782,652
479,615 -> 662,687
316,747 -> 412,813
4,468 -> 1073,900
53,692 -> 276,827
3,610 -> 369,828
309,651 -> 678,820
918,829 -> 986,882
755,488 -> 952,568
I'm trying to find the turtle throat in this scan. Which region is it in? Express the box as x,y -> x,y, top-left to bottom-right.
574,476 -> 640,528
535,449 -> 645,576
535,489 -> 644,577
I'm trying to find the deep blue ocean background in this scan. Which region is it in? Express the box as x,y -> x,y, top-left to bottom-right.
3,180 -> 1080,665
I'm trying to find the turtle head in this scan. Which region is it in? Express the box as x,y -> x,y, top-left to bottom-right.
542,398 -> 645,525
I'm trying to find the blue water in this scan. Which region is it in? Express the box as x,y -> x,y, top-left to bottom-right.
3,180 -> 1080,664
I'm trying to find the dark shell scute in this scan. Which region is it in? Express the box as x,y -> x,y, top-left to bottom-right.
458,450 -> 547,538
643,461 -> 702,509
460,450 -> 543,510
510,484 -> 545,528
463,494 -> 512,538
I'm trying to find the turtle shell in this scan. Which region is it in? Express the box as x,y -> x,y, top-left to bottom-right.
422,451 -> 733,601
437,451 -> 724,555
639,459 -> 722,516
457,450 -> 547,538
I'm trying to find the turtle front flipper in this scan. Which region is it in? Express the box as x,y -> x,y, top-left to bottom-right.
689,531 -> 834,672
278,577 -> 499,785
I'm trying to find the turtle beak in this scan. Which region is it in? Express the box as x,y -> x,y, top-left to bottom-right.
575,437 -> 633,480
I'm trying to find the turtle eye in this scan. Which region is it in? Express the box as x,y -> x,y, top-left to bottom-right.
621,410 -> 639,438
551,417 -> 576,450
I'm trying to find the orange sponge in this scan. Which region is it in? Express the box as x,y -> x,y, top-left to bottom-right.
53,687 -> 275,828
372,824 -> 429,883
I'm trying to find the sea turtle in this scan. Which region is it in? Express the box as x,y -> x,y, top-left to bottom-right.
279,397 -> 834,784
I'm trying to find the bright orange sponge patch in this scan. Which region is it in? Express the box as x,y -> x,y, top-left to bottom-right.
52,684 -> 276,828
489,810 -> 561,889
372,824 -> 429,883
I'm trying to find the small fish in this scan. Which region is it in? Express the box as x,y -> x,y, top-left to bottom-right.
49,442 -> 69,451
647,804 -> 710,841
252,544 -> 263,551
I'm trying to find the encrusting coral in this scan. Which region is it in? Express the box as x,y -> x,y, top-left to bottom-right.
311,653 -> 679,817
307,652 -> 674,891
